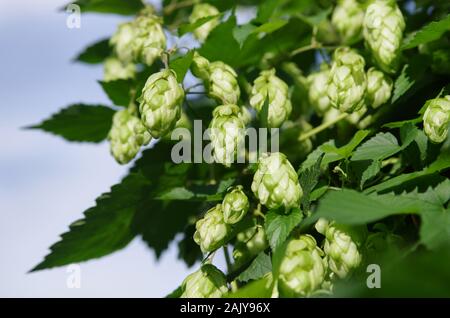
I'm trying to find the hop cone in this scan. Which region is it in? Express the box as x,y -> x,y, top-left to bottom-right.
139,69 -> 184,138
315,218 -> 364,279
108,109 -> 151,164
222,186 -> 249,224
132,9 -> 166,66
331,0 -> 364,44
233,226 -> 267,267
251,152 -> 302,210
366,67 -> 393,108
250,69 -> 292,128
191,52 -> 211,81
189,3 -> 219,42
180,264 -> 228,298
110,22 -> 135,64
423,96 -> 450,143
194,204 -> 230,253
103,57 -> 136,82
208,61 -> 240,104
307,65 -> 332,115
327,47 -> 367,113
209,104 -> 245,166
278,235 -> 327,297
363,0 -> 405,74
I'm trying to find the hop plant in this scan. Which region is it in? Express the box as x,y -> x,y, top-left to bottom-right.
209,104 -> 245,166
423,96 -> 450,143
251,152 -> 302,210
191,51 -> 211,81
189,3 -> 220,42
108,108 -> 151,164
363,0 -> 405,74
132,8 -> 166,66
208,61 -> 241,104
110,22 -> 136,64
194,204 -> 231,253
222,186 -> 249,224
366,67 -> 393,108
331,0 -> 364,44
180,264 -> 228,298
315,218 -> 365,279
307,65 -> 332,115
139,69 -> 184,138
249,69 -> 292,128
233,225 -> 267,267
278,235 -> 327,297
327,47 -> 367,113
103,57 -> 136,82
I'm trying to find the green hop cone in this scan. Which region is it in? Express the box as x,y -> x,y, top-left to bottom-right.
250,68 -> 292,128
327,47 -> 367,113
233,225 -> 267,267
251,152 -> 302,210
278,235 -> 327,297
132,8 -> 166,66
180,264 -> 228,298
331,0 -> 364,44
103,57 -> 136,82
307,65 -> 332,115
208,61 -> 241,104
191,52 -> 211,81
194,204 -> 231,253
209,104 -> 245,166
139,69 -> 184,138
110,22 -> 136,64
423,96 -> 450,143
366,67 -> 393,108
189,3 -> 220,42
222,186 -> 249,224
363,0 -> 405,74
108,108 -> 151,164
315,218 -> 365,279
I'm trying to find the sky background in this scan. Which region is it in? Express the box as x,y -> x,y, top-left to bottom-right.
0,0 -> 227,297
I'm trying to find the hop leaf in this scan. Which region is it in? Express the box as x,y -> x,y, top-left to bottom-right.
193,204 -> 231,253
278,235 -> 328,297
108,108 -> 151,164
327,47 -> 367,113
180,264 -> 228,298
363,0 -> 405,73
139,69 -> 184,138
251,152 -> 302,210
250,69 -> 292,128
423,96 -> 450,143
209,104 -> 246,166
331,0 -> 364,44
189,3 -> 220,42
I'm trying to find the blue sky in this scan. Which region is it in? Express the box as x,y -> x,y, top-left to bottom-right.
0,0 -> 227,297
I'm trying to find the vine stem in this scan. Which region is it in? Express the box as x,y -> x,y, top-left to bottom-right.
223,246 -> 232,273
164,0 -> 196,15
298,112 -> 348,141
290,43 -> 338,57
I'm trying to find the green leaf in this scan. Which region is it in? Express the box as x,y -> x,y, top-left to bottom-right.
299,153 -> 323,213
31,172 -> 150,271
351,132 -> 400,161
99,79 -> 133,107
255,0 -> 279,23
178,14 -> 222,36
253,20 -> 288,34
67,0 -> 144,15
166,285 -> 183,298
170,50 -> 194,83
260,96 -> 270,128
74,38 -> 111,64
265,208 -> 303,251
360,160 -> 381,188
27,104 -> 115,143
237,252 -> 272,282
321,130 -> 370,158
225,275 -> 273,298
233,23 -> 257,48
402,14 -> 450,50
297,7 -> 332,26
392,56 -> 430,103
177,224 -> 202,268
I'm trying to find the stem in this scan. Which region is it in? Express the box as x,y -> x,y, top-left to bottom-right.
186,91 -> 206,95
164,0 -> 196,15
290,43 -> 338,57
298,112 -> 348,141
223,246 -> 232,273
